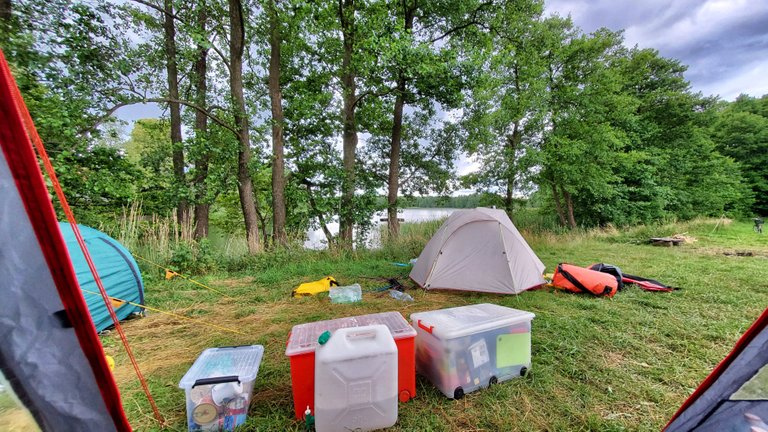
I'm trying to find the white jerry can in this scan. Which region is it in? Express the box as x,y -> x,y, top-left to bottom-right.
314,324 -> 398,432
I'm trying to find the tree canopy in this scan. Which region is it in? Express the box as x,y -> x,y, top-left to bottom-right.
1,0 -> 763,250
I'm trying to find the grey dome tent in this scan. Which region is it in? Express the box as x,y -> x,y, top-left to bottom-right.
665,307 -> 768,431
410,207 -> 545,294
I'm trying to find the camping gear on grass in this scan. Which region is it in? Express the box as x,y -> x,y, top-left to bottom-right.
314,325 -> 398,432
293,276 -> 338,297
665,307 -> 768,431
410,304 -> 535,399
389,289 -> 414,301
59,222 -> 145,331
285,311 -> 416,420
328,283 -> 362,304
588,263 -> 678,292
410,207 -> 545,294
621,274 -> 677,292
179,345 -> 264,432
0,51 -> 133,431
587,263 -> 624,290
552,263 -> 619,297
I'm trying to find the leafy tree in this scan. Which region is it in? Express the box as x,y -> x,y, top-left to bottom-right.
618,49 -> 749,221
376,0 -> 486,237
460,0 -> 549,214
711,95 -> 768,215
1,0 -> 144,223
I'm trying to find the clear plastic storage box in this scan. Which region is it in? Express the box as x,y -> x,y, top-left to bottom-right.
410,304 -> 535,399
285,311 -> 417,420
314,325 -> 398,432
178,345 -> 264,431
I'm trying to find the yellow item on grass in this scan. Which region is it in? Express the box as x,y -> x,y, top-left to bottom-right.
105,355 -> 115,371
165,269 -> 179,280
292,276 -> 338,298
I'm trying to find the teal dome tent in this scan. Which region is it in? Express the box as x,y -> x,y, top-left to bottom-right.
59,223 -> 145,332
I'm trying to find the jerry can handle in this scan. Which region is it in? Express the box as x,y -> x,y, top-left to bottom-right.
417,320 -> 434,334
346,328 -> 378,340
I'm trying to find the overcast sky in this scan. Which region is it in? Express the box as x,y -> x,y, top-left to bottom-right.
545,0 -> 768,100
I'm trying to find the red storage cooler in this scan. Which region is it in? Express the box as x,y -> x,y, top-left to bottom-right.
285,311 -> 416,420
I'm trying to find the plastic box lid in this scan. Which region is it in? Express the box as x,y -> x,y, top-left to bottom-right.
410,303 -> 535,340
285,311 -> 416,356
179,345 -> 264,390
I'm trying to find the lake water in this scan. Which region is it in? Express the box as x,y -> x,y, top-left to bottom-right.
304,208 -> 458,249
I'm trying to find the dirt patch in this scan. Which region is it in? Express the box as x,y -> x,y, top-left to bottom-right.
696,247 -> 768,258
214,277 -> 257,288
602,351 -> 626,369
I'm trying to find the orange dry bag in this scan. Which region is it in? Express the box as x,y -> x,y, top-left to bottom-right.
552,263 -> 618,297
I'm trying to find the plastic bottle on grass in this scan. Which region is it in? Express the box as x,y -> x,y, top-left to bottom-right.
389,289 -> 414,302
329,284 -> 362,304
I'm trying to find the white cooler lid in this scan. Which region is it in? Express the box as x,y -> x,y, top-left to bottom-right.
179,345 -> 264,390
285,311 -> 416,356
410,303 -> 534,340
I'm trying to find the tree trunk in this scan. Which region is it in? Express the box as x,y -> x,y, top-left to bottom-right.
0,0 -> 11,22
387,81 -> 405,239
386,5 -> 415,239
551,183 -> 567,226
338,0 -> 357,247
505,120 -> 521,213
193,1 -> 210,240
229,0 -> 260,253
505,61 -> 525,213
563,189 -> 577,229
268,0 -> 286,247
163,0 -> 187,227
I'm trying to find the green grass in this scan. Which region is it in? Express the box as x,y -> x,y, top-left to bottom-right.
106,219 -> 768,431
0,393 -> 16,412
0,390 -> 39,431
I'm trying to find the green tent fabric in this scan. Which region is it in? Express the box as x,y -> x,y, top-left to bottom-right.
59,222 -> 144,332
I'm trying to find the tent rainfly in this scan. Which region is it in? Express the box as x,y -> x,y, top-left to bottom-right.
409,207 -> 545,294
665,307 -> 768,432
0,49 -> 131,431
59,222 -> 145,332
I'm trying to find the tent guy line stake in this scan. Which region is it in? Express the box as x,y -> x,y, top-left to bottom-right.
82,290 -> 246,336
133,254 -> 234,299
7,74 -> 165,425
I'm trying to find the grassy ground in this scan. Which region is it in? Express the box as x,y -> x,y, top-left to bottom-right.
0,390 -> 40,431
106,218 -> 768,431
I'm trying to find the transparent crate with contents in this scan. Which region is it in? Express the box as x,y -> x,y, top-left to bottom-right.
410,304 -> 534,399
178,345 -> 264,431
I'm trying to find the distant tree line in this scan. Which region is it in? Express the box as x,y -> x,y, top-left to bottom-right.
396,193 -> 491,209
0,0 -> 764,253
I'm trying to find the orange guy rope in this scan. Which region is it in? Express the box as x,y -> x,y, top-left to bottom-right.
133,254 -> 234,299
6,71 -> 165,424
